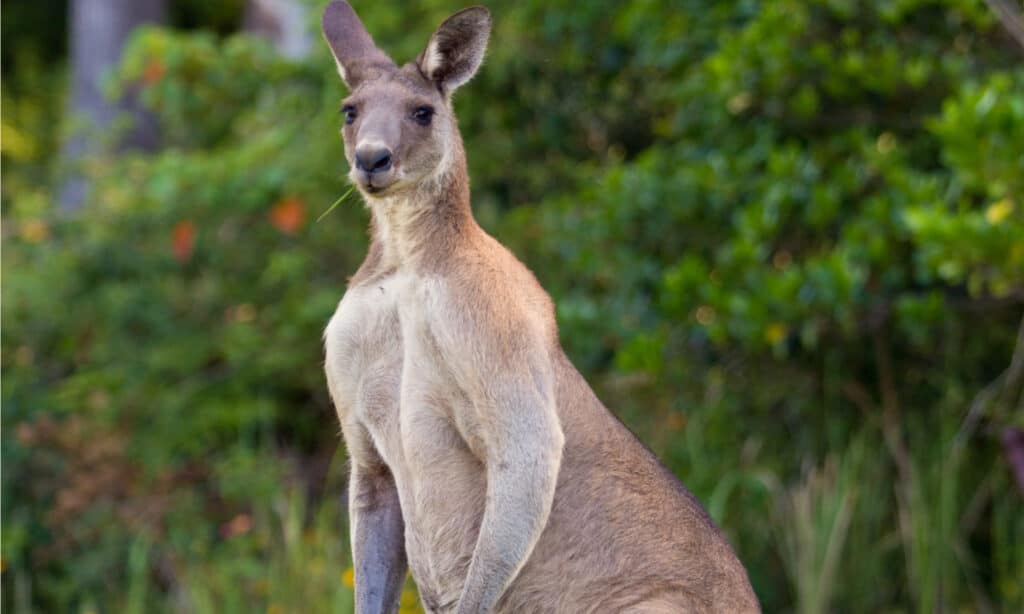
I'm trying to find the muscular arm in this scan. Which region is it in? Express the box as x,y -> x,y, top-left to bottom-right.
443,313 -> 565,614
455,376 -> 564,614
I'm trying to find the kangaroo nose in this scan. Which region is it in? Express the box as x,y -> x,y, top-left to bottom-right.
355,147 -> 393,173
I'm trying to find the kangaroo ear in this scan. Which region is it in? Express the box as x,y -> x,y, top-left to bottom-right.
418,6 -> 491,94
321,1 -> 393,89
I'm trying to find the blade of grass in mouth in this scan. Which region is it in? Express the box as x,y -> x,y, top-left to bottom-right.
316,186 -> 355,223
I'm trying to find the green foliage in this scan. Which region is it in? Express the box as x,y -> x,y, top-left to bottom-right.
3,1 -> 1023,612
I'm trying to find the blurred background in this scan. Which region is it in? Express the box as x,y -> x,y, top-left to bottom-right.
3,0 -> 1023,611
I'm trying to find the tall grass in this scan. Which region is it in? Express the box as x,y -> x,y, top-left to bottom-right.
772,439 -> 864,614
112,473 -> 425,614
141,487 -> 357,613
898,420 -> 966,612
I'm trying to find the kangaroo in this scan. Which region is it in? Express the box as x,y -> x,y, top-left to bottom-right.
320,2 -> 760,612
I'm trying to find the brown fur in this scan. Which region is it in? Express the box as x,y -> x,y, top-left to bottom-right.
320,3 -> 760,612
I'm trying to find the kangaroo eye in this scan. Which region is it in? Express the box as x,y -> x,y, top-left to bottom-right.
341,105 -> 357,125
412,106 -> 434,126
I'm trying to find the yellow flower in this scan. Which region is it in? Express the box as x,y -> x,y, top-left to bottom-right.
985,199 -> 1014,225
1,121 -> 38,160
20,219 -> 49,243
342,567 -> 355,588
401,587 -> 420,606
727,91 -> 752,115
876,132 -> 896,154
266,604 -> 284,614
765,322 -> 788,345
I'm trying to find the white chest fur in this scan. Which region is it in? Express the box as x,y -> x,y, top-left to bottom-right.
324,272 -> 487,605
323,272 -> 474,462
324,273 -> 408,457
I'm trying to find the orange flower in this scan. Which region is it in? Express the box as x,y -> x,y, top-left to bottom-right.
142,58 -> 165,85
171,219 -> 196,263
270,197 -> 306,235
220,513 -> 253,539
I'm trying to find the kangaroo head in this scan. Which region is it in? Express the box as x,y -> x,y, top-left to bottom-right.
322,1 -> 491,199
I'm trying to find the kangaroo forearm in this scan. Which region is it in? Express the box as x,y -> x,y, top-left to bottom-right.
351,475 -> 407,614
455,450 -> 561,614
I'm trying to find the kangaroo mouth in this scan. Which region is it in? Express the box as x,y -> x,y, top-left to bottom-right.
358,171 -> 397,195
364,182 -> 394,196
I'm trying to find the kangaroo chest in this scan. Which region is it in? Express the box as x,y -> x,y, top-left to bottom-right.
326,272 -> 426,461
325,273 -> 405,445
324,272 -> 487,607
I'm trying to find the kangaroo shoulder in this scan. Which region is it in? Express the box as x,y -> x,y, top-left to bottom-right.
439,238 -> 555,345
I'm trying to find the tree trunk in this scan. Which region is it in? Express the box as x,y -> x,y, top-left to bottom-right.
60,0 -> 167,212
243,0 -> 312,60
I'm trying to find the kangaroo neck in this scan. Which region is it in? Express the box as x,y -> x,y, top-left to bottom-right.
367,151 -> 477,271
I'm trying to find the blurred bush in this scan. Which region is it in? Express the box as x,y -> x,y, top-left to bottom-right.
2,0 -> 1023,612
